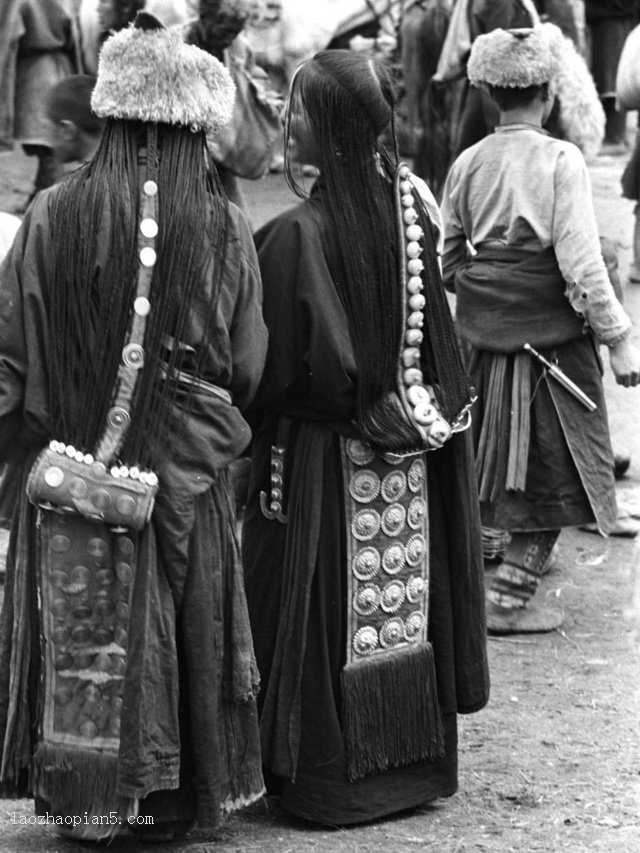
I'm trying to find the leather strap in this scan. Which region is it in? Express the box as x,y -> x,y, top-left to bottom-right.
95,143 -> 158,464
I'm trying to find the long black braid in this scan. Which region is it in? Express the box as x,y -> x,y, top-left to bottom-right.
284,50 -> 471,453
45,118 -> 230,470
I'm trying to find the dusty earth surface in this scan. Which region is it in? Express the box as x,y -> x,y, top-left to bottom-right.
0,141 -> 638,853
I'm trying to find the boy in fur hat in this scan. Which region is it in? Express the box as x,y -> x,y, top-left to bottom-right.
441,25 -> 640,635
0,11 -> 267,842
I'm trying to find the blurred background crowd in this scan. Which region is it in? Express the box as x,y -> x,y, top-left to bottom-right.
2,0 -> 639,207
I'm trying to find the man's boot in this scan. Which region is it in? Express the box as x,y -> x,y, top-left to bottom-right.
486,530 -> 563,635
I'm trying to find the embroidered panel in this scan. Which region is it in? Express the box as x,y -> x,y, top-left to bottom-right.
341,438 -> 430,664
39,512 -> 136,750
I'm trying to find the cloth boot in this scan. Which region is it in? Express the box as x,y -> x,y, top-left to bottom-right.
486,530 -> 563,634
481,525 -> 510,564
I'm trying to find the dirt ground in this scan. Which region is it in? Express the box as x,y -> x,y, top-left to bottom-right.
0,141 -> 638,853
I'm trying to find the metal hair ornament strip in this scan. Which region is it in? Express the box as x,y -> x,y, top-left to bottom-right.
94,160 -> 159,466
394,163 -> 454,450
26,146 -> 161,532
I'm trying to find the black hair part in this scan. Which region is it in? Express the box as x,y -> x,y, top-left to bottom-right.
488,83 -> 548,111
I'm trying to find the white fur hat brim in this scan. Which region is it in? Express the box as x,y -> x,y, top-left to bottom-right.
468,27 -> 559,89
91,13 -> 236,134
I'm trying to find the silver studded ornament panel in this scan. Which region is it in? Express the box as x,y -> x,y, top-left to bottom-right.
341,437 -> 429,664
40,512 -> 135,750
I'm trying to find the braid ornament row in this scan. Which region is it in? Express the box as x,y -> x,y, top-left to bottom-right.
395,163 -> 472,451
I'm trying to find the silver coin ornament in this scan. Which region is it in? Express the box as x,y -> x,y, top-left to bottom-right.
349,469 -> 381,503
397,174 -> 455,449
352,546 -> 381,581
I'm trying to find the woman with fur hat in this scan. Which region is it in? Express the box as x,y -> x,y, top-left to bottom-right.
441,25 -> 640,635
242,48 -> 489,825
0,12 -> 267,842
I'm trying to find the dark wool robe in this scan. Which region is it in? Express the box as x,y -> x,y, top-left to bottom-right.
0,189 -> 267,835
242,188 -> 490,826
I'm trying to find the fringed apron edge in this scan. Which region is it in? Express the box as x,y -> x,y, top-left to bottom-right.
341,641 -> 445,782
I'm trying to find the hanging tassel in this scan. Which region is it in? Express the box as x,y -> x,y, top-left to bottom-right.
32,743 -> 136,840
476,354 -> 508,502
341,642 -> 445,782
506,353 -> 531,492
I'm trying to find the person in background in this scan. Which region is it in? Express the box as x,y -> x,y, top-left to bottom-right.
598,236 -> 633,483
184,0 -> 283,213
585,0 -> 640,147
242,48 -> 489,827
539,0 -> 584,44
0,0 -> 77,205
453,0 -> 538,157
46,74 -> 104,167
0,212 -> 22,535
86,0 -> 281,213
0,213 -> 20,262
97,0 -> 145,40
0,12 -> 267,842
0,76 -> 103,533
622,109 -> 640,286
441,25 -> 640,635
0,76 -> 102,534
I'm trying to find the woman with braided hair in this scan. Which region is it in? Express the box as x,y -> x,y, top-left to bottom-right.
242,49 -> 489,826
0,13 -> 266,842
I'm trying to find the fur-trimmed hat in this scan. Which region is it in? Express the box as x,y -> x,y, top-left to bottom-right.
467,27 -> 559,89
91,12 -> 236,134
